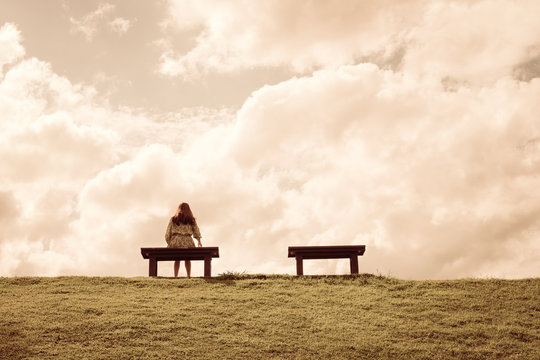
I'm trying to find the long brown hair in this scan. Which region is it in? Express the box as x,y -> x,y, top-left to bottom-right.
172,202 -> 196,225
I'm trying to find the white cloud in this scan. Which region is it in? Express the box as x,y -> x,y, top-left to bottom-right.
402,0 -> 540,83
219,65 -> 540,278
32,62 -> 538,279
0,24 -> 230,276
69,3 -> 137,41
109,17 -> 135,35
160,0 -> 540,83
0,23 -> 25,74
159,0 -> 421,77
2,7 -> 540,280
70,3 -> 116,41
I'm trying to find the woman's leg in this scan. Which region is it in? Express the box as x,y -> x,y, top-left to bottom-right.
174,261 -> 180,277
185,260 -> 191,278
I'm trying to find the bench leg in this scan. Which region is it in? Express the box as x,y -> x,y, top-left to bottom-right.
350,255 -> 359,274
204,256 -> 212,278
149,258 -> 158,277
295,255 -> 304,276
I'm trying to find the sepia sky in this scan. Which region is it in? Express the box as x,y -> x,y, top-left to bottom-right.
1,0 -> 540,278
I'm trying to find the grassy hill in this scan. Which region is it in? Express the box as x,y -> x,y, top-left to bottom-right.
1,274 -> 538,359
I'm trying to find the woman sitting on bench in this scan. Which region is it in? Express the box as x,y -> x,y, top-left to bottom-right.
165,202 -> 202,277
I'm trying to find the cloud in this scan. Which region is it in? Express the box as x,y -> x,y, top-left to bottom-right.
513,47 -> 540,82
0,23 -> 25,74
2,7 -> 540,280
70,3 -> 116,41
0,191 -> 19,222
0,49 -> 121,275
160,0 -> 540,83
69,3 -> 137,41
21,62 -> 537,279
109,17 -> 135,35
159,0 -> 419,77
0,23 -> 243,277
401,0 -> 540,83
220,65 -> 540,279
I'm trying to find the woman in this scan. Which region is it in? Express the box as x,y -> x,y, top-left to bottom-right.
165,202 -> 202,277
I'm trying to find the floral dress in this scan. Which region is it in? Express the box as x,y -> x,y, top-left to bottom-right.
165,218 -> 202,248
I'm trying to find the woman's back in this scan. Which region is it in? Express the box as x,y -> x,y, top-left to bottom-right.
167,218 -> 201,238
165,203 -> 201,248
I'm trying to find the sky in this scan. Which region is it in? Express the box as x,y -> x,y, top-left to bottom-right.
1,0 -> 539,279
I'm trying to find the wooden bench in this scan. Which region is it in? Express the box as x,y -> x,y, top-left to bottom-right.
140,247 -> 219,277
288,245 -> 366,275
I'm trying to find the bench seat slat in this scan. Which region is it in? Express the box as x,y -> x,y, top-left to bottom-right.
293,253 -> 362,260
146,255 -> 213,261
288,245 -> 365,258
141,247 -> 219,259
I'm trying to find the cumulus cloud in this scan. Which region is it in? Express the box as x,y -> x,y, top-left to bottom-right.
2,0 -> 540,280
401,0 -> 540,83
0,23 -> 25,74
219,65 -> 540,278
56,62 -> 540,279
159,0 -> 419,77
13,62 -> 537,279
0,24 -> 230,276
160,0 -> 540,83
0,191 -> 19,222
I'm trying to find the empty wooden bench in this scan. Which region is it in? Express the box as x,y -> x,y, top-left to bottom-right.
288,245 -> 366,275
141,247 -> 219,277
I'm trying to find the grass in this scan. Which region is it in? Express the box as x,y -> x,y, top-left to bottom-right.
0,274 -> 538,359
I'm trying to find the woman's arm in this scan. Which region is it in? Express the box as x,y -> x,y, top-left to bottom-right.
192,220 -> 202,247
